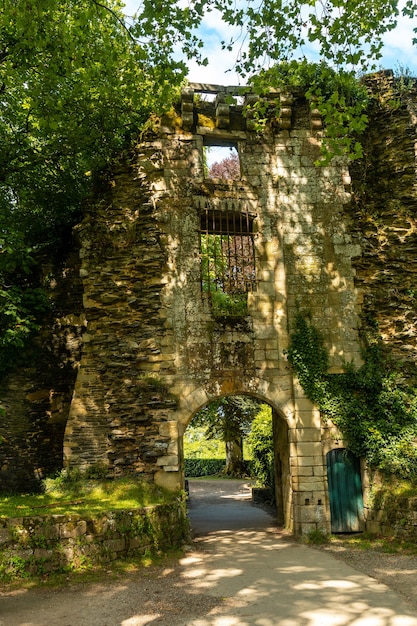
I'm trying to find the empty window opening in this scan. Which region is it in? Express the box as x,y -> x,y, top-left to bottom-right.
204,143 -> 240,180
200,205 -> 256,316
195,91 -> 217,103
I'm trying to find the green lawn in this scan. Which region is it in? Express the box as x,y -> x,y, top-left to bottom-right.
0,475 -> 175,518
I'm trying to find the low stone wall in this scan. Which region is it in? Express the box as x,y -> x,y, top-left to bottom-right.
0,501 -> 189,579
365,493 -> 417,541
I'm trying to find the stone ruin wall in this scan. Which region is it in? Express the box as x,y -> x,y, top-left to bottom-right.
0,248 -> 84,492
1,73 -> 416,534
349,73 -> 417,382
62,84 -> 363,534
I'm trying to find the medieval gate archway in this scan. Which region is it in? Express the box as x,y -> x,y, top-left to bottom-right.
182,391 -> 291,529
63,84 -> 363,535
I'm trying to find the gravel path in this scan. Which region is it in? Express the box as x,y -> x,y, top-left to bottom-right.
316,542 -> 417,613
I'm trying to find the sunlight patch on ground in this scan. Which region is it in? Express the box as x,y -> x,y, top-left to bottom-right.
182,567 -> 244,588
293,579 -> 360,590
121,616 -> 161,625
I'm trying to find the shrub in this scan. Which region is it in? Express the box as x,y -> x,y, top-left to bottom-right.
184,458 -> 225,477
247,405 -> 274,490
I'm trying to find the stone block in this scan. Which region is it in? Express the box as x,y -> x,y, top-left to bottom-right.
0,528 -> 10,545
154,469 -> 181,491
297,505 -> 326,523
292,465 -> 314,477
103,538 -> 126,553
312,466 -> 325,478
291,441 -> 323,458
297,477 -> 326,491
288,428 -> 321,443
59,520 -> 87,539
295,408 -> 322,429
159,422 -> 178,438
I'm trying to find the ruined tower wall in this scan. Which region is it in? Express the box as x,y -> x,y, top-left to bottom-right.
63,86 -> 363,533
349,73 -> 417,380
1,76 -> 416,535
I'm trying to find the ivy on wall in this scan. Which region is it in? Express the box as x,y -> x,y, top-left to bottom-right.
287,311 -> 417,481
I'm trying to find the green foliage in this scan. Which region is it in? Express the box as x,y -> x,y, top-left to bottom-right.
184,458 -> 226,477
355,534 -> 417,553
250,61 -> 370,163
193,396 -> 261,446
287,311 -> 417,480
247,405 -> 274,489
210,290 -> 248,317
200,234 -> 249,316
184,426 -> 225,458
217,0 -> 415,162
0,553 -> 29,581
191,396 -> 261,476
304,528 -> 330,545
218,0 -> 410,75
0,473 -> 174,517
0,284 -> 49,376
0,0 -> 197,373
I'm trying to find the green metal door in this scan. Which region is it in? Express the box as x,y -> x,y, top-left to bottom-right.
326,449 -> 364,533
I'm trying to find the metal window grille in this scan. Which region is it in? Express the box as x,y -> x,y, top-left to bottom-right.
200,204 -> 256,307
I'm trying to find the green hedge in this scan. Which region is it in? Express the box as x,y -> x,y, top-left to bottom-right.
185,458 -> 254,477
185,458 -> 225,477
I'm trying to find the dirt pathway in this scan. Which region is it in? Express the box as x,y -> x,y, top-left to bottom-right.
1,480 -> 416,626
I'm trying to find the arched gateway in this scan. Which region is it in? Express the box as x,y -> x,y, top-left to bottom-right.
64,84 -> 363,535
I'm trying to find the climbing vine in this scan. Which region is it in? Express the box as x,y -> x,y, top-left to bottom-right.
249,61 -> 370,163
287,311 -> 417,481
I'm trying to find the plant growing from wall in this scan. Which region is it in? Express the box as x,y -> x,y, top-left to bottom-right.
249,61 -> 370,163
287,311 -> 417,481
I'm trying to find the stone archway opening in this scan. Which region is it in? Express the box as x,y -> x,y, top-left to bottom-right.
181,394 -> 291,531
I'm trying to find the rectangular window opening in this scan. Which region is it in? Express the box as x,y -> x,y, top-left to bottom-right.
203,141 -> 240,181
200,204 -> 256,316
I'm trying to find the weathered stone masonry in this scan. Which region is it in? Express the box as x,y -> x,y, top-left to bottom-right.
2,74 -> 416,536
64,84 -> 363,534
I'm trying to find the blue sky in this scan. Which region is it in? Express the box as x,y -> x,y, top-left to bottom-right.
123,1 -> 417,84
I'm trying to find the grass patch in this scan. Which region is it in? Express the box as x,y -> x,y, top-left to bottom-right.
303,528 -> 330,545
326,533 -> 417,555
0,472 -> 176,518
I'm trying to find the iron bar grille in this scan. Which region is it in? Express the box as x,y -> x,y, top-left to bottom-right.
199,202 -> 256,314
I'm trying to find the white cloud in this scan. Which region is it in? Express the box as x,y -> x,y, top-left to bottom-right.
380,11 -> 417,74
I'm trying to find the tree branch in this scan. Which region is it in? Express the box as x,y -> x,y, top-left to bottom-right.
91,0 -> 136,42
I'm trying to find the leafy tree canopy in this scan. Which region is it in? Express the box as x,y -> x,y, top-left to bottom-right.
193,395 -> 262,474
214,0 -> 415,75
247,404 -> 274,489
194,395 -> 261,441
0,0 -> 202,373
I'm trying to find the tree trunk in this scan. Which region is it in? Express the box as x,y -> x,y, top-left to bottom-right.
224,437 -> 245,476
